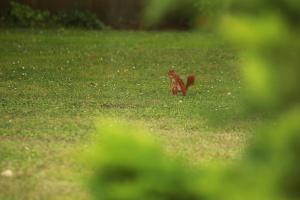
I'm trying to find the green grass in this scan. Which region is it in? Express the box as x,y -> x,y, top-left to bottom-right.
1,29 -> 253,200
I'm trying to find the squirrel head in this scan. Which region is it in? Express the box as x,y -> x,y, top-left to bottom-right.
168,70 -> 176,77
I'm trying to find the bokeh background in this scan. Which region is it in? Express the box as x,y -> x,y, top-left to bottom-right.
1,0 -> 300,200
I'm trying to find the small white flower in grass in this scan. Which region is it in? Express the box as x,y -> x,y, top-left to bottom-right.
179,100 -> 183,103
227,92 -> 232,96
1,170 -> 13,178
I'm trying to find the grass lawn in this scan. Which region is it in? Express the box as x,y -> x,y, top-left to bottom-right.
0,29 -> 253,200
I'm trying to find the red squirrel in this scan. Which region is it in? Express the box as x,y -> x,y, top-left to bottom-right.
168,70 -> 195,96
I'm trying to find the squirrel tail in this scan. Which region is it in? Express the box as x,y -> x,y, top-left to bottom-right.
186,75 -> 195,90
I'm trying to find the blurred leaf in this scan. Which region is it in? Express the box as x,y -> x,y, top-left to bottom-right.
220,14 -> 286,48
86,118 -> 203,200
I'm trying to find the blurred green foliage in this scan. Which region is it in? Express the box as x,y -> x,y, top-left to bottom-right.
229,0 -> 300,25
144,0 -> 229,29
218,1 -> 300,198
209,108 -> 300,200
2,1 -> 105,29
86,119 -> 203,200
9,1 -> 50,27
244,108 -> 300,199
222,0 -> 300,113
53,9 -> 105,29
